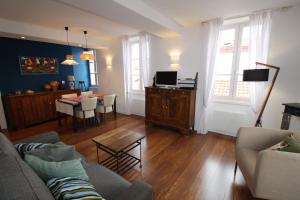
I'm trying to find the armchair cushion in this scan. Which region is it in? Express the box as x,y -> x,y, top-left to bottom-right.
279,134 -> 300,153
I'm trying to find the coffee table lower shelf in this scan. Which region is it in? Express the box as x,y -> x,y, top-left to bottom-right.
95,140 -> 142,175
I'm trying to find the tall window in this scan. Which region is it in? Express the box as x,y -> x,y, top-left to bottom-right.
129,36 -> 143,92
88,50 -> 98,86
213,22 -> 250,101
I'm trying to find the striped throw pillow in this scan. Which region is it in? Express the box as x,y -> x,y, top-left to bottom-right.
47,177 -> 105,200
14,143 -> 49,158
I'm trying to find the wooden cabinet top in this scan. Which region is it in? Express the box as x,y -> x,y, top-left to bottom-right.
4,89 -> 80,98
145,86 -> 196,92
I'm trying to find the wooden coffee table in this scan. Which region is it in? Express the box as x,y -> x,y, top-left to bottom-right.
92,128 -> 145,175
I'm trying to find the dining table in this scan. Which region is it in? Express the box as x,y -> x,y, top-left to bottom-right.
56,93 -> 117,132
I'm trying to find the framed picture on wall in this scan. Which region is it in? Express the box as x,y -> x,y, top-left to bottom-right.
19,56 -> 59,75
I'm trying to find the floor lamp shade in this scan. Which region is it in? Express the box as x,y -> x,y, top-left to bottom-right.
243,62 -> 280,127
243,69 -> 269,82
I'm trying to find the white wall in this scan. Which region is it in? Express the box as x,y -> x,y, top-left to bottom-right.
97,5 -> 300,135
96,39 -> 127,114
263,6 -> 300,131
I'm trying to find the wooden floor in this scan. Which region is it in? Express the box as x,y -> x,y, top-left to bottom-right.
7,114 -> 256,200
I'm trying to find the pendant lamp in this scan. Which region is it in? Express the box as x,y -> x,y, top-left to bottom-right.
80,30 -> 94,60
61,26 -> 79,65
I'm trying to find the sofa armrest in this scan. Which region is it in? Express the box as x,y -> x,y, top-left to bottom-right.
13,131 -> 60,144
236,127 -> 292,151
117,181 -> 153,200
254,150 -> 300,200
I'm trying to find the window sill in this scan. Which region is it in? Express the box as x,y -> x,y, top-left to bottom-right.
211,98 -> 250,106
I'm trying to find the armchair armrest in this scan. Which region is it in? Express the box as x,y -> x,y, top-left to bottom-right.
117,181 -> 153,200
254,150 -> 300,200
236,127 -> 292,151
13,131 -> 60,144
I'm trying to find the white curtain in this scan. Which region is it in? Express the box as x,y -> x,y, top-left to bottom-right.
122,33 -> 150,115
139,33 -> 151,87
195,18 -> 223,134
122,36 -> 131,115
249,10 -> 272,113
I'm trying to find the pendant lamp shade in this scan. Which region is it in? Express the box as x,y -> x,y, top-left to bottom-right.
80,30 -> 94,60
61,26 -> 79,65
61,55 -> 79,65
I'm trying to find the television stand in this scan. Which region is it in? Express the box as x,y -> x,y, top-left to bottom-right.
145,87 -> 196,135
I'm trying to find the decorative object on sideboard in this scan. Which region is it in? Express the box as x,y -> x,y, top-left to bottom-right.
15,90 -> 22,95
49,81 -> 59,91
19,56 -> 58,75
43,83 -> 51,91
61,27 -> 79,65
80,30 -> 94,60
25,90 -> 35,94
67,75 -> 75,90
243,62 -> 280,127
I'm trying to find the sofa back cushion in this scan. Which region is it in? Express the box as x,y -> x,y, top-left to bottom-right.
0,154 -> 54,200
0,132 -> 20,157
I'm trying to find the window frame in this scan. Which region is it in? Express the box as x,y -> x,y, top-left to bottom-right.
88,50 -> 98,87
128,36 -> 144,94
213,21 -> 250,103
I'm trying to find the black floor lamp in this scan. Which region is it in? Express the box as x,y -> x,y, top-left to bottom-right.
243,62 -> 280,127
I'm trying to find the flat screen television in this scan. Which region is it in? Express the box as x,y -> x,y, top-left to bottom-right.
155,71 -> 177,87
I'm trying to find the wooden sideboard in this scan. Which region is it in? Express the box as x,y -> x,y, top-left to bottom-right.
145,87 -> 196,134
3,89 -> 80,130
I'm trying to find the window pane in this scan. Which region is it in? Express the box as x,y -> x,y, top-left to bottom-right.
131,43 -> 139,59
215,29 -> 236,75
214,75 -> 231,96
90,74 -> 96,86
238,26 -> 250,74
89,62 -> 95,73
131,75 -> 140,90
236,75 -> 249,98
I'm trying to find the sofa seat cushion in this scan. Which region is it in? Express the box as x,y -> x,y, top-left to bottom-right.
236,148 -> 258,193
85,162 -> 130,200
0,154 -> 54,200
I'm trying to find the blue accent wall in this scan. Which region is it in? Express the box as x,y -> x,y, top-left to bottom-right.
72,47 -> 90,90
0,37 -> 90,94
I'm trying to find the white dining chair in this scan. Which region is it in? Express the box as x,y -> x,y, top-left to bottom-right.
81,91 -> 93,97
61,93 -> 77,99
75,97 -> 98,127
96,94 -> 116,121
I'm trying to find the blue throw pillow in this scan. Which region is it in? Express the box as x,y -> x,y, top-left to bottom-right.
14,143 -> 49,158
24,154 -> 89,182
47,177 -> 105,200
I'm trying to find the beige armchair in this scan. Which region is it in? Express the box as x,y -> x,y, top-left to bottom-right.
235,127 -> 300,200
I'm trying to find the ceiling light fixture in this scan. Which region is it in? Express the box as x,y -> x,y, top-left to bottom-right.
61,26 -> 79,65
20,36 -> 26,39
80,30 -> 94,60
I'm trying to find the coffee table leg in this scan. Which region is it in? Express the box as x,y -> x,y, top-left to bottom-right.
117,152 -> 119,173
139,139 -> 142,168
96,145 -> 100,164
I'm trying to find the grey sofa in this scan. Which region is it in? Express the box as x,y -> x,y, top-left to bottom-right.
0,131 -> 153,200
235,127 -> 300,200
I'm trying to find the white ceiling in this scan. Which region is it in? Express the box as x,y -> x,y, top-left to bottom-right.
141,0 -> 300,26
0,0 -> 137,40
0,0 -> 300,48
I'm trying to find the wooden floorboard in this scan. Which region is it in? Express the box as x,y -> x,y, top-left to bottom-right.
7,114 -> 256,200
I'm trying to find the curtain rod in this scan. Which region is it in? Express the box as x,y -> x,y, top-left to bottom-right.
201,5 -> 293,24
